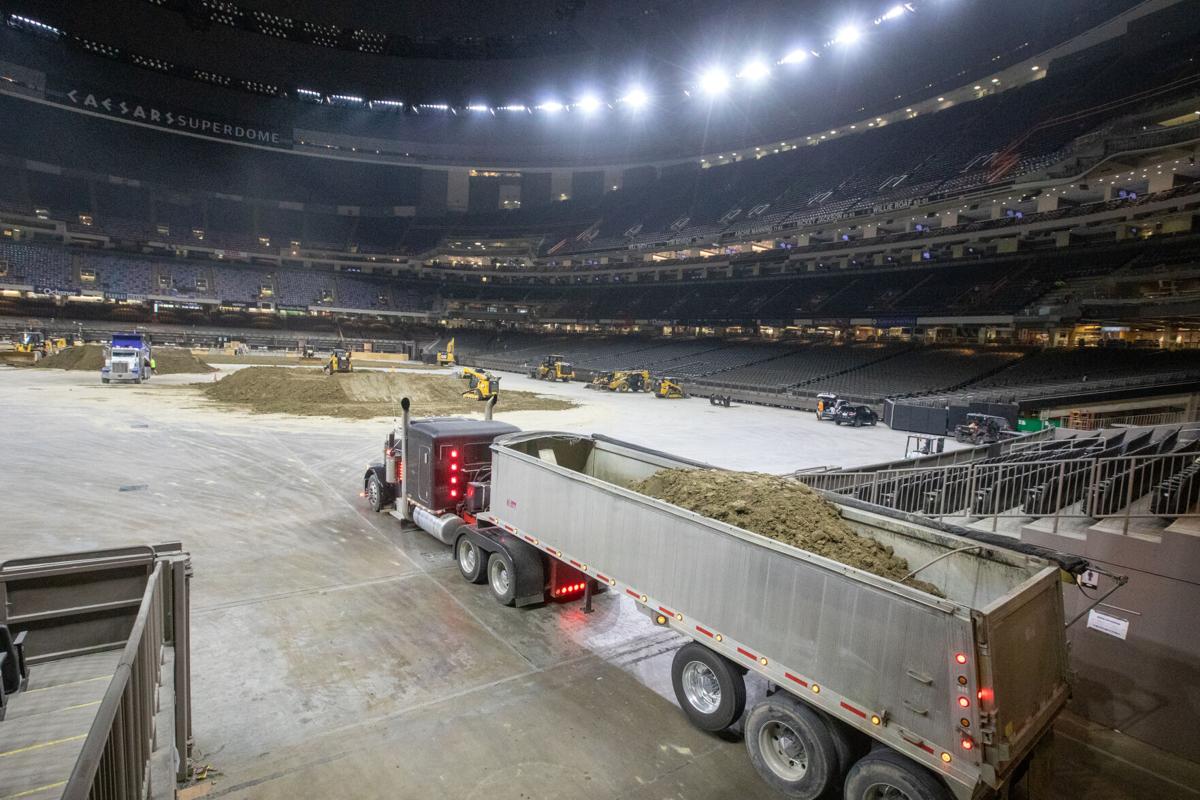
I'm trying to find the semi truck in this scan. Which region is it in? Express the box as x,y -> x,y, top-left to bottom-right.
363,398 -> 1119,800
100,332 -> 153,384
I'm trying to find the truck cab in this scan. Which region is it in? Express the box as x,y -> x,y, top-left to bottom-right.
101,333 -> 152,384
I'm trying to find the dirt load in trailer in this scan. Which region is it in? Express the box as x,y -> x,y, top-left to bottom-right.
480,432 -> 1097,800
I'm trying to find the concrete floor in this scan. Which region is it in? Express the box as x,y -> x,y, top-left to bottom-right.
1,366 -> 1195,799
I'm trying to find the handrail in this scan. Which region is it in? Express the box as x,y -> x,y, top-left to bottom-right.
61,562 -> 164,800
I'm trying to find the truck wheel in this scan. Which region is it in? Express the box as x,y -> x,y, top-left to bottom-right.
101,378 -> 109,384
366,473 -> 387,512
744,694 -> 838,800
670,642 -> 746,732
487,551 -> 517,606
456,535 -> 487,584
843,748 -> 952,800
821,713 -> 871,780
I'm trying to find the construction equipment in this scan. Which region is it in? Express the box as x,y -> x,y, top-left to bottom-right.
323,348 -> 353,375
461,366 -> 501,401
14,331 -> 66,359
437,338 -> 457,367
365,407 -> 1100,800
587,369 -> 651,392
101,332 -> 153,384
654,376 -> 686,399
530,354 -> 574,382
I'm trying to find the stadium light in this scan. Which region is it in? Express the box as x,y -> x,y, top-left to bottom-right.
737,60 -> 770,83
620,87 -> 649,108
537,101 -> 565,113
698,67 -> 730,95
466,104 -> 491,112
833,24 -> 862,45
877,4 -> 910,24
779,49 -> 808,65
575,94 -> 602,113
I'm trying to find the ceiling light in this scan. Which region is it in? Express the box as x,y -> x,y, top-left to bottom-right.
779,49 -> 808,64
621,87 -> 649,108
537,101 -> 564,113
833,24 -> 862,45
576,94 -> 602,113
878,4 -> 908,22
698,68 -> 730,95
737,60 -> 770,82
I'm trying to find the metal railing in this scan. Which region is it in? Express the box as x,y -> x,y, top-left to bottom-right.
804,452 -> 1200,535
0,544 -> 191,797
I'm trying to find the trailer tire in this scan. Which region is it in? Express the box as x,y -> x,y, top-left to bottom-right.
744,694 -> 838,799
821,714 -> 872,779
455,534 -> 487,584
670,642 -> 746,732
487,551 -> 518,606
843,748 -> 952,800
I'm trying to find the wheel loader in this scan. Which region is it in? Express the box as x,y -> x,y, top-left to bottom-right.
587,369 -> 651,392
530,354 -> 574,382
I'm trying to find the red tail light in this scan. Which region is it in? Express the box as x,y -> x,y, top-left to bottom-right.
957,696 -> 970,708
954,653 -> 968,665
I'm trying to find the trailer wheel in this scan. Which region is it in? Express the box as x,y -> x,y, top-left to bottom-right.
670,642 -> 746,732
744,694 -> 838,799
843,748 -> 952,800
821,714 -> 872,780
456,535 -> 487,584
487,551 -> 517,606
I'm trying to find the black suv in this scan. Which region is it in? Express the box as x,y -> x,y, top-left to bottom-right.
835,405 -> 879,427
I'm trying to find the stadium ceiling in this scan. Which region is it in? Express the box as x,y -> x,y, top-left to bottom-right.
4,0 -> 1144,110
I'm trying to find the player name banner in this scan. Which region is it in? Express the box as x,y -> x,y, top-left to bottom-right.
49,81 -> 292,149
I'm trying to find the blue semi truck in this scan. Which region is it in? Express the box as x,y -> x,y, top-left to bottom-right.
100,332 -> 153,384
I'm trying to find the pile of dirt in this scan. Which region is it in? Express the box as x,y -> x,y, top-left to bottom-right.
32,345 -> 105,370
201,367 -> 574,419
152,348 -> 216,374
629,469 -> 943,596
34,345 -> 213,374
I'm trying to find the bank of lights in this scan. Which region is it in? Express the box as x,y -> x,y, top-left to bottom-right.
699,68 -> 731,95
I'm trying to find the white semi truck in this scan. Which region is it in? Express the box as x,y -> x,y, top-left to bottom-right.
101,332 -> 153,384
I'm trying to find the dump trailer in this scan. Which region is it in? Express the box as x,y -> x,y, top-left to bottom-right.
100,332 -> 152,384
364,406 -> 1107,800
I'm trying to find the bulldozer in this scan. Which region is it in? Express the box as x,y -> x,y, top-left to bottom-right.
14,331 -> 67,361
461,366 -> 501,401
654,376 -> 687,399
530,354 -> 574,382
323,348 -> 354,375
437,338 -> 457,367
587,369 -> 652,392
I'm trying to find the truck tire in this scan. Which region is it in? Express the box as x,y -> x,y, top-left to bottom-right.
744,693 -> 838,800
670,642 -> 746,732
843,747 -> 952,800
366,473 -> 388,513
487,550 -> 518,606
821,713 -> 871,779
101,378 -> 109,384
456,534 -> 487,584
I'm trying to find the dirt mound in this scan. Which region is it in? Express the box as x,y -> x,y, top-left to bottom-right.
34,345 -> 213,374
201,367 -> 573,419
33,345 -> 105,370
152,348 -> 215,374
629,469 -> 942,596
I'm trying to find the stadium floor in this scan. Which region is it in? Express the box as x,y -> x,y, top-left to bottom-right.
0,366 -> 1192,800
